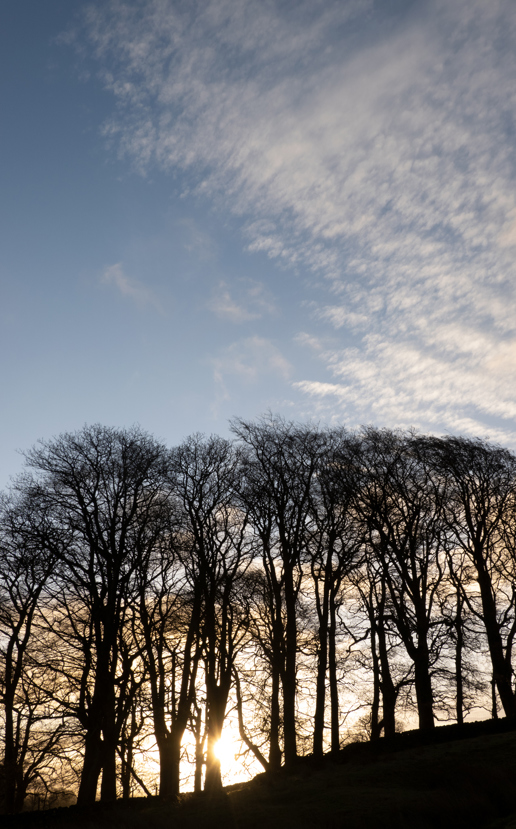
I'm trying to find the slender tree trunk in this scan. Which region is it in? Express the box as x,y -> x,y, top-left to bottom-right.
267,569 -> 284,771
283,567 -> 298,768
377,621 -> 396,738
189,702 -> 205,794
12,769 -> 26,815
2,692 -> 30,814
3,696 -> 17,813
269,662 -> 282,771
369,623 -> 381,741
375,585 -> 396,739
328,592 -> 340,755
313,575 -> 330,758
120,746 -> 131,799
492,675 -> 499,720
194,723 -> 204,793
455,589 -> 464,726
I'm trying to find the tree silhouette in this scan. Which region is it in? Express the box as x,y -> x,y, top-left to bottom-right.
22,425 -> 170,804
3,421 -> 516,810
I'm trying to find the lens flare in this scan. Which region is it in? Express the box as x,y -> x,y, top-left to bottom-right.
213,734 -> 235,765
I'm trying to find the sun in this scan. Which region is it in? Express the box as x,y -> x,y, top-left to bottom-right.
213,733 -> 237,769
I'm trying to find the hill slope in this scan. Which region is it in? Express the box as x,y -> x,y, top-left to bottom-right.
6,721 -> 516,829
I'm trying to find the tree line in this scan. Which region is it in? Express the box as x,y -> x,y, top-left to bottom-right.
1,418 -> 516,812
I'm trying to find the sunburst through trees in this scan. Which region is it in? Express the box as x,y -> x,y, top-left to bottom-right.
1,419 -> 516,811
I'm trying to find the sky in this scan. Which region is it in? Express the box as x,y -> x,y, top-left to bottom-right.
2,0 -> 516,487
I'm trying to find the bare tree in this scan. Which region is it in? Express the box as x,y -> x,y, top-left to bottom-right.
345,550 -> 405,739
306,428 -> 362,757
354,430 -> 449,731
0,488 -> 63,813
232,415 -> 328,768
424,436 -> 516,718
21,424 -> 170,804
170,435 -> 251,793
136,540 -> 203,797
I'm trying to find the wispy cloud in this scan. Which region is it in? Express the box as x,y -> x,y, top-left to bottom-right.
212,335 -> 291,388
83,0 -> 516,441
101,263 -> 162,311
295,329 -> 516,441
208,279 -> 276,323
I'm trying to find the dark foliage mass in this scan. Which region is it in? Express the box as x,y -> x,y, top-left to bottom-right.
2,417 -> 516,813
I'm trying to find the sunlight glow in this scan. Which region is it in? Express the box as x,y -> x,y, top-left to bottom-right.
213,733 -> 237,768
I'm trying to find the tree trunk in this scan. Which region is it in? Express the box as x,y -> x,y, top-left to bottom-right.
204,678 -> 231,794
313,557 -> 332,758
455,589 -> 464,726
269,663 -> 282,770
77,729 -> 103,805
190,702 -> 205,794
282,567 -> 298,768
328,592 -> 340,755
369,623 -> 381,741
194,727 -> 204,793
120,746 -> 131,799
157,731 -> 183,797
100,683 -> 117,802
414,652 -> 434,731
12,769 -> 26,815
204,703 -> 224,793
100,748 -> 117,802
3,698 -> 17,813
474,555 -> 516,717
377,611 -> 396,738
313,594 -> 329,756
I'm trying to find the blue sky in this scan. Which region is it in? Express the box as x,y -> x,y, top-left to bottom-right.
2,0 -> 516,486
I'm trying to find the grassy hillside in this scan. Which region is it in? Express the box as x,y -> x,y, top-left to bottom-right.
5,720 -> 516,829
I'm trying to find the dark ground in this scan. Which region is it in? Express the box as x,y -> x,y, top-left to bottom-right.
5,718 -> 516,829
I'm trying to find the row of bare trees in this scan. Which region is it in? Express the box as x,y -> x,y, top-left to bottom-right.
2,419 -> 516,812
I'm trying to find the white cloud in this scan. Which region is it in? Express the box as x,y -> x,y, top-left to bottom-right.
295,329 -> 516,438
83,0 -> 516,441
101,263 -> 161,310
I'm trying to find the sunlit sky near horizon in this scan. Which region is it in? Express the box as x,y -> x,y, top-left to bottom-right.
2,0 -> 516,488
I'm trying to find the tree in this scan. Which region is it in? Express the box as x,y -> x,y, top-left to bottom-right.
436,555 -> 488,726
0,489 -> 62,812
136,538 -> 203,798
306,428 -> 361,757
232,416 -> 327,768
170,435 -> 251,793
22,424 -> 171,804
345,549 -> 404,739
424,436 -> 516,718
355,430 -> 449,731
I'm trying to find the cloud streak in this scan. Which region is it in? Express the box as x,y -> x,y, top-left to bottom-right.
208,279 -> 276,323
212,336 -> 291,385
83,0 -> 516,441
101,263 -> 161,310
